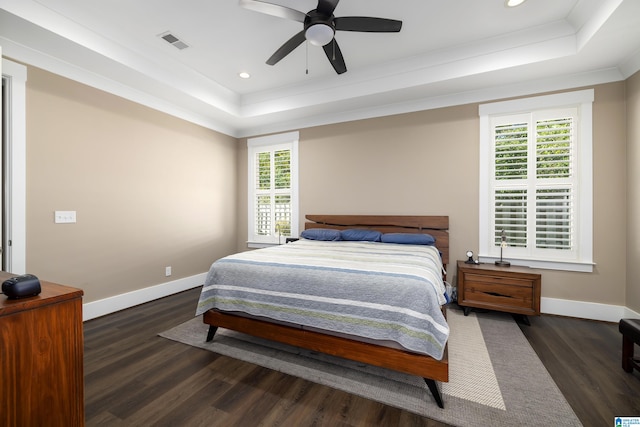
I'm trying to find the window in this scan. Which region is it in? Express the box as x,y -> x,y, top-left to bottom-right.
247,131 -> 299,247
479,90 -> 593,272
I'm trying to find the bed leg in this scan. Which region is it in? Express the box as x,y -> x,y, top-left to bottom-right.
424,378 -> 444,409
206,325 -> 218,342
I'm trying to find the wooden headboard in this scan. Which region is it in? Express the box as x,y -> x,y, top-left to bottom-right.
304,214 -> 449,266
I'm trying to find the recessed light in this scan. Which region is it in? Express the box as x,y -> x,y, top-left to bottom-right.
239,72 -> 251,79
505,0 -> 526,7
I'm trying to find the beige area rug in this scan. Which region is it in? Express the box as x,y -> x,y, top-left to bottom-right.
159,309 -> 582,427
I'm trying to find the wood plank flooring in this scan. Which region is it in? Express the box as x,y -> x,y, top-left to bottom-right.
84,288 -> 640,426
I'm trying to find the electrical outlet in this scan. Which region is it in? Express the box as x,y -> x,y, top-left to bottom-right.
165,266 -> 172,277
54,211 -> 76,224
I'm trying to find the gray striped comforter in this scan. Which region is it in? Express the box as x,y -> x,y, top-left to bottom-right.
196,239 -> 449,360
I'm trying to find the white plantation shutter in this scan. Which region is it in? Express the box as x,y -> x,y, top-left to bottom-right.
255,151 -> 272,236
494,120 -> 529,249
274,149 -> 292,237
535,115 -> 574,252
495,189 -> 527,248
248,132 -> 299,246
479,91 -> 593,271
491,109 -> 577,256
536,188 -> 572,250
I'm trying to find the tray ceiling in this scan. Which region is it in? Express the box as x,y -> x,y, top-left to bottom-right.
1,0 -> 639,137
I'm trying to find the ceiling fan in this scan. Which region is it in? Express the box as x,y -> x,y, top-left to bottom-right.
239,0 -> 402,74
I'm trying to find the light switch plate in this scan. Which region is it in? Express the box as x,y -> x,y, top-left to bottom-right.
55,211 -> 76,224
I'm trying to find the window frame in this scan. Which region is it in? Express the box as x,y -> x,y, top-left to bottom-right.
247,131 -> 299,248
478,90 -> 594,272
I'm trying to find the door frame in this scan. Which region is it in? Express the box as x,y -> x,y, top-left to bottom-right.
1,58 -> 27,274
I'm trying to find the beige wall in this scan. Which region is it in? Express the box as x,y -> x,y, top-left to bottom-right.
237,82 -> 629,307
25,66 -> 238,303
627,71 -> 640,313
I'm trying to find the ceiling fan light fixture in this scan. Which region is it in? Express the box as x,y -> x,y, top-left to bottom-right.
305,23 -> 334,46
505,0 -> 527,7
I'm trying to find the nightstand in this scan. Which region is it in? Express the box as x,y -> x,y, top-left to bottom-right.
456,260 -> 541,324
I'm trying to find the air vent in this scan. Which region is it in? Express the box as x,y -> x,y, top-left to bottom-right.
158,31 -> 190,50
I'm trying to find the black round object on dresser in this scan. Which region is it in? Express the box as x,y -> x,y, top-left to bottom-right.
1,274 -> 41,299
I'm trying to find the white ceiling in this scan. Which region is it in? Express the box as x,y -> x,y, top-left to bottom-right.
1,0 -> 639,137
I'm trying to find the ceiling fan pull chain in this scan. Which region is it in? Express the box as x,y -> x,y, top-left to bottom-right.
332,39 -> 336,60
306,41 -> 309,75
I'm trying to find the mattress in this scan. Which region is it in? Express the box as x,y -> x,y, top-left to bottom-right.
196,239 -> 449,359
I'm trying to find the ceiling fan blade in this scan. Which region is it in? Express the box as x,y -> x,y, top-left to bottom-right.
322,40 -> 347,74
334,17 -> 402,32
317,0 -> 340,16
266,30 -> 307,65
239,0 -> 306,23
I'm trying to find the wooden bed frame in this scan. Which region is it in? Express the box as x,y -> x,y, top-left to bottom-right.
203,214 -> 450,408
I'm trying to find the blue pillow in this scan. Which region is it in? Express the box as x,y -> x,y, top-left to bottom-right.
340,229 -> 382,242
381,233 -> 436,245
300,228 -> 342,241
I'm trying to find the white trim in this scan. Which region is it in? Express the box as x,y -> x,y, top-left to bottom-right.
577,95 -> 594,267
3,28 -> 626,139
239,68 -> 621,138
1,58 -> 27,274
541,297 -> 639,323
478,89 -> 594,115
82,273 -> 206,321
478,111 -> 491,256
478,256 -> 595,273
624,306 -> 640,319
247,242 -> 278,249
574,0 -> 624,51
0,38 -> 238,137
620,48 -> 640,79
247,131 -> 300,148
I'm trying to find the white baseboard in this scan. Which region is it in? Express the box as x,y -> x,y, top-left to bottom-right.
82,273 -> 206,321
623,306 -> 640,319
541,297 -> 640,322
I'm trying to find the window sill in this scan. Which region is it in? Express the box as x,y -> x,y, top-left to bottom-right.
247,242 -> 280,249
478,256 -> 594,273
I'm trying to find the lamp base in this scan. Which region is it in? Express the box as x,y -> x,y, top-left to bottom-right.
495,260 -> 511,267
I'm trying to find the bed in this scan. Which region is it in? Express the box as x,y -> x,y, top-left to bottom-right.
196,214 -> 450,408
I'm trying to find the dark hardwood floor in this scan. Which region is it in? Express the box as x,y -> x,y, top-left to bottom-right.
84,287 -> 640,426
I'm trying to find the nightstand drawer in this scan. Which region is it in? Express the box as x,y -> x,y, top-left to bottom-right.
465,273 -> 534,289
462,281 -> 534,310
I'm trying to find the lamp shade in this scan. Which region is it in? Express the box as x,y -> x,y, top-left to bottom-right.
305,23 -> 334,46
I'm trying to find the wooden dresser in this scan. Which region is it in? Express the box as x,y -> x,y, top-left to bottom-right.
0,272 -> 84,426
457,260 -> 541,322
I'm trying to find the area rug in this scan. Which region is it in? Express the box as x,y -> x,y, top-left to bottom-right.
159,309 -> 582,427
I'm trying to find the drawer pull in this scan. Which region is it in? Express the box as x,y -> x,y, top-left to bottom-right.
470,288 -> 517,299
485,291 -> 514,299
